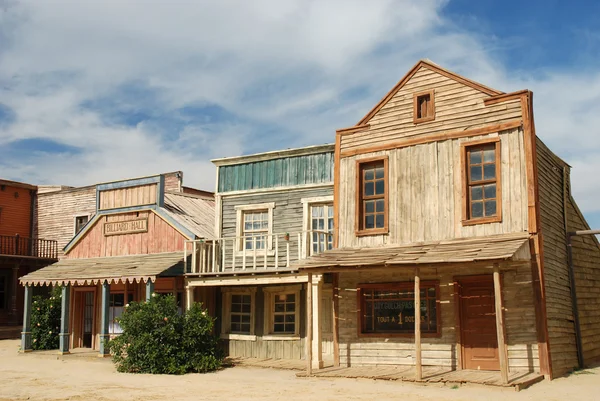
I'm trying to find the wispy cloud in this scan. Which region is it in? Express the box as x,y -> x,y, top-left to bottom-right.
0,0 -> 599,227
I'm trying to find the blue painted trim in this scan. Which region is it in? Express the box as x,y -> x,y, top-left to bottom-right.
157,175 -> 165,207
96,176 -> 161,191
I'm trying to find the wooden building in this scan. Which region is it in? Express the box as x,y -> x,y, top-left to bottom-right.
293,60 -> 600,381
186,145 -> 335,365
0,179 -> 57,332
19,173 -> 214,355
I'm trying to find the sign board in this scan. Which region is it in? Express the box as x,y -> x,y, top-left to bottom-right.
104,218 -> 148,236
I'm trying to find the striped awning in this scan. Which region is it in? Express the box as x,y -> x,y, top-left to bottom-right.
293,233 -> 531,271
19,252 -> 185,286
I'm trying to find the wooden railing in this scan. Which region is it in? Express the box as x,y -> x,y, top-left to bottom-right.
0,234 -> 59,259
185,230 -> 333,275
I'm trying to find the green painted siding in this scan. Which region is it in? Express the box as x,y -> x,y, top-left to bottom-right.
218,152 -> 334,192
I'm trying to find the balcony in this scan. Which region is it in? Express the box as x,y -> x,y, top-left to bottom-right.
185,231 -> 333,276
0,234 -> 59,260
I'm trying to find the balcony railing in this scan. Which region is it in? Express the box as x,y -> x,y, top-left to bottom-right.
185,230 -> 333,275
0,234 -> 59,259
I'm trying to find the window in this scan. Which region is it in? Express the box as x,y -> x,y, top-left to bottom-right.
109,293 -> 133,334
235,203 -> 275,253
310,204 -> 333,254
264,286 -> 301,337
230,294 -> 252,334
413,90 -> 435,123
243,211 -> 268,250
358,282 -> 440,336
462,138 -> 502,224
356,157 -> 388,235
74,215 -> 89,234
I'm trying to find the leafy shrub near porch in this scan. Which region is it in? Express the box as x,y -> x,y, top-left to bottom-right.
31,287 -> 62,350
108,294 -> 223,374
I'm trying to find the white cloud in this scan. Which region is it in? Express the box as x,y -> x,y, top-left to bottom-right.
0,0 -> 599,225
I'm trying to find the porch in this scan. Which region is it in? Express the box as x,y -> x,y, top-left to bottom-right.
297,365 -> 544,391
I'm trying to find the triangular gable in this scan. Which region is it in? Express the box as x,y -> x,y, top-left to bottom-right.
357,59 -> 504,126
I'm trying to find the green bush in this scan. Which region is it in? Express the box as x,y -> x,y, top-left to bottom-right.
108,294 -> 223,374
31,287 -> 62,350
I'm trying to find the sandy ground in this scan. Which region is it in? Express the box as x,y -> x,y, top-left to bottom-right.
1,340 -> 599,401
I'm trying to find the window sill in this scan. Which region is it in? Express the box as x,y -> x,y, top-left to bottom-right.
355,228 -> 389,237
220,334 -> 257,341
261,335 -> 301,341
462,216 -> 502,226
413,116 -> 435,124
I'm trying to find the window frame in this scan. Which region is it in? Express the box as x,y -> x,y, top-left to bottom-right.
220,287 -> 257,340
357,281 -> 442,338
301,196 -> 334,257
73,214 -> 90,235
234,203 -> 275,255
108,292 -> 133,335
413,89 -> 436,124
355,156 -> 389,236
461,137 -> 502,225
263,285 -> 301,338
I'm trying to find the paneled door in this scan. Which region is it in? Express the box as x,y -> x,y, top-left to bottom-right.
459,276 -> 500,371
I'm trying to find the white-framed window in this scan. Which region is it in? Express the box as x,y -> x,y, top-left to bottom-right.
234,203 -> 275,254
221,287 -> 256,339
74,214 -> 90,235
263,285 -> 301,337
301,196 -> 334,257
108,293 -> 133,334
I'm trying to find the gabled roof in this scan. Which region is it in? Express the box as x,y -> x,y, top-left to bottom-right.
357,59 -> 504,126
163,192 -> 215,239
0,179 -> 37,191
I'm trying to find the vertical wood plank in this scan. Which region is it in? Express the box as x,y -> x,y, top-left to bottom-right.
415,268 -> 422,380
307,275 -> 313,376
493,264 -> 509,384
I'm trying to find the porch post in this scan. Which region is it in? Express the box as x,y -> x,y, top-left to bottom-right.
59,285 -> 71,354
306,273 -> 313,376
99,281 -> 110,357
493,264 -> 509,384
414,267 -> 422,381
10,265 -> 19,324
21,285 -> 32,352
186,285 -> 195,310
145,279 -> 154,301
311,274 -> 323,370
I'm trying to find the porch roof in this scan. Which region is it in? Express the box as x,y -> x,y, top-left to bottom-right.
19,252 -> 185,287
293,233 -> 530,271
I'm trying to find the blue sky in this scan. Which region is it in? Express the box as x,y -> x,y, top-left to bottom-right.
0,0 -> 599,228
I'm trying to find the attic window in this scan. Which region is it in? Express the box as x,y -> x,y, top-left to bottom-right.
413,90 -> 435,123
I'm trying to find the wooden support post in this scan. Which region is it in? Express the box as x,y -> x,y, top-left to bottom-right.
211,240 -> 216,273
286,240 -> 290,268
274,236 -> 279,270
186,285 -> 194,310
99,281 -> 110,357
306,273 -> 313,376
252,237 -> 257,269
332,273 -> 340,367
415,268 -> 422,381
242,237 -> 247,270
264,237 -> 268,270
311,275 -> 324,370
493,264 -> 509,384
145,280 -> 154,302
192,241 -> 197,274
21,285 -> 32,352
59,285 -> 71,354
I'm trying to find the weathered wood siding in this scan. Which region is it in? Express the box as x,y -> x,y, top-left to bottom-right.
37,186 -> 96,258
221,187 -> 333,266
342,67 -> 522,153
567,193 -> 600,366
338,128 -> 528,247
0,185 -> 33,237
98,184 -> 157,210
67,211 -> 186,258
535,139 -> 579,376
337,264 -> 539,371
218,152 -> 334,193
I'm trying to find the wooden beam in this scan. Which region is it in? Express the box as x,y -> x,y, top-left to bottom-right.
483,90 -> 529,106
340,119 -> 522,158
332,273 -> 340,367
306,273 -> 313,376
415,267 -> 422,381
336,124 -> 370,135
493,264 -> 509,384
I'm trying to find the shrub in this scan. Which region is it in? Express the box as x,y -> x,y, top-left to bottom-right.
108,294 -> 223,374
31,287 -> 62,350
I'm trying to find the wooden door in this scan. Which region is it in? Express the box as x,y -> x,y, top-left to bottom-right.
72,289 -> 96,349
459,276 -> 499,370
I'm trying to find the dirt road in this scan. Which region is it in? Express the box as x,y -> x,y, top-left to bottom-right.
1,340 -> 598,401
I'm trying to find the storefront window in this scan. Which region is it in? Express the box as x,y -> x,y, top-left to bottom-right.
109,293 -> 134,334
359,282 -> 439,335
